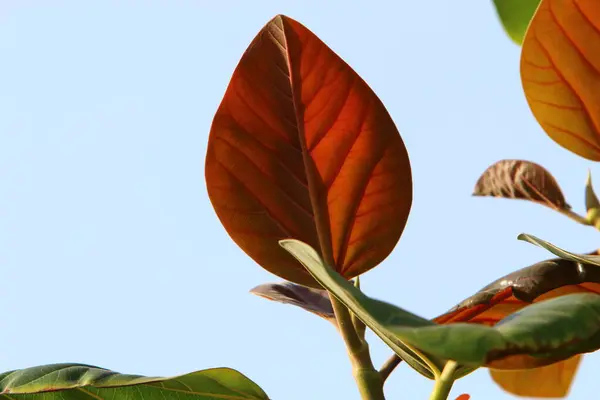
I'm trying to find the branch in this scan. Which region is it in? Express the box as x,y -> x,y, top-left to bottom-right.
379,354 -> 402,383
330,293 -> 385,400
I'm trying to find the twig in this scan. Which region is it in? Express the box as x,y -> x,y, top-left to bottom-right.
379,355 -> 402,383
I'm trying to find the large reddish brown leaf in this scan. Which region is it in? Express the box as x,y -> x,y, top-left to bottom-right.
520,0 -> 600,160
473,160 -> 569,210
205,15 -> 412,286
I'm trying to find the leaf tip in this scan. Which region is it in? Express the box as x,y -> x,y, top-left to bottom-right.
587,169 -> 592,185
249,283 -> 267,296
268,14 -> 293,26
278,238 -> 297,250
517,233 -> 542,248
585,170 -> 600,212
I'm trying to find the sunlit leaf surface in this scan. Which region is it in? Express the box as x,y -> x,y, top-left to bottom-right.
490,355 -> 581,398
0,363 -> 269,399
521,0 -> 600,161
205,15 -> 412,286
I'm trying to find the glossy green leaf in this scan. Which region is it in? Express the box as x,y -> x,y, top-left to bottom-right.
518,233 -> 600,267
520,0 -> 600,161
0,363 -> 269,399
280,239 -> 600,369
492,0 -> 541,44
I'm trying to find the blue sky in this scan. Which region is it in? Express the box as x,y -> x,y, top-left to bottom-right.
1,2 -> 598,399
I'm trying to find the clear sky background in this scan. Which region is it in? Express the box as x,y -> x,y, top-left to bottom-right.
1,2 -> 599,399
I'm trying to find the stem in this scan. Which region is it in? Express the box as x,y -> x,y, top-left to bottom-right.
429,360 -> 458,400
330,293 -> 385,400
379,354 -> 402,383
558,208 -> 591,226
584,208 -> 600,231
351,278 -> 367,341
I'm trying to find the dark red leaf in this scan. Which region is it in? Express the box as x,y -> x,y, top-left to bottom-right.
205,15 -> 412,286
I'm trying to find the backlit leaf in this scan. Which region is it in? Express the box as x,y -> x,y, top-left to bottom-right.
492,0 -> 541,44
490,355 -> 581,398
473,160 -> 569,210
205,15 -> 412,287
0,363 -> 269,399
521,0 -> 600,161
250,281 -> 335,322
280,239 -> 600,369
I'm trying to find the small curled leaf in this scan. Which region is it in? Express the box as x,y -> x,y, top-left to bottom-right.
250,282 -> 335,322
473,160 -> 569,210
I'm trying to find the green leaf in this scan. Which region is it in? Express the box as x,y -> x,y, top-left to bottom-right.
518,233 -> 600,267
360,251 -> 600,385
0,363 -> 269,399
280,239 -> 600,369
278,239 -> 440,379
492,294 -> 600,360
492,0 -> 541,45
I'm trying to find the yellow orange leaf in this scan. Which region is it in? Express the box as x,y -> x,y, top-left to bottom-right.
490,355 -> 581,398
205,15 -> 412,286
521,0 -> 600,160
